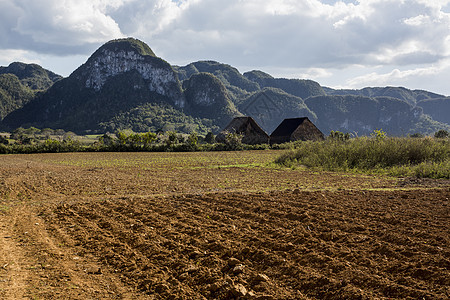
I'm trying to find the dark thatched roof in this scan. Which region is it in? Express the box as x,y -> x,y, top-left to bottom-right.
270,117 -> 324,144
270,117 -> 309,137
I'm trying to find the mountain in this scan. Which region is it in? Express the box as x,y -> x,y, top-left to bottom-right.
238,87 -> 316,133
323,86 -> 450,130
0,74 -> 35,120
0,62 -> 62,91
175,61 -> 260,104
0,62 -> 62,121
243,70 -> 326,100
183,72 -> 241,127
324,86 -> 444,107
2,38 -> 187,132
304,95 -> 448,135
1,37 -> 449,136
417,98 -> 450,125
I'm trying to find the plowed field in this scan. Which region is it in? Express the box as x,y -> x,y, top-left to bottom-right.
0,152 -> 449,299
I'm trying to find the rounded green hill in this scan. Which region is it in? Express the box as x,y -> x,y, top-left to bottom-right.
94,37 -> 156,57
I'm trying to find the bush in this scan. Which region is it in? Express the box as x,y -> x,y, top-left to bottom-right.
223,132 -> 244,150
204,132 -> 215,144
409,133 -> 424,138
370,129 -> 387,141
107,130 -> 158,151
183,132 -> 199,151
275,136 -> 450,178
328,131 -> 351,141
435,130 -> 449,139
0,135 -> 8,145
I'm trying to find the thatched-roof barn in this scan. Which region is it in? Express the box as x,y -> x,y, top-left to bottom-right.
216,117 -> 269,145
270,117 -> 324,145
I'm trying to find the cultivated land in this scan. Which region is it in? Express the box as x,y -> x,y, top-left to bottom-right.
0,151 -> 448,299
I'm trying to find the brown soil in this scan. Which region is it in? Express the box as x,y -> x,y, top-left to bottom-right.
0,152 -> 449,299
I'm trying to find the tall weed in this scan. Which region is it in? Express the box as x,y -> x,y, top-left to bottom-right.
275,137 -> 449,178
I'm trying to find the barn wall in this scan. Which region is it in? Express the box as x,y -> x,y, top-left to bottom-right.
217,117 -> 269,145
242,122 -> 269,144
292,121 -> 324,141
269,135 -> 291,145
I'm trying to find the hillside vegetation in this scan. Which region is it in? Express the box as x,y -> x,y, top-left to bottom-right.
0,38 -> 449,135
276,133 -> 450,179
0,74 -> 35,120
0,61 -> 62,90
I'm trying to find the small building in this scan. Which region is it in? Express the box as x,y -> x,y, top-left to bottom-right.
216,116 -> 269,145
270,117 -> 324,145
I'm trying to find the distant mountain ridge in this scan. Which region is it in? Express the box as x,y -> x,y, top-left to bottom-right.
0,62 -> 62,90
0,62 -> 62,121
1,37 -> 449,136
0,74 -> 34,120
323,86 -> 444,107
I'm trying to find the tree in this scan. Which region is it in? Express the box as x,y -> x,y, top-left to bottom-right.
204,132 -> 215,144
409,133 -> 424,138
434,129 -> 449,139
184,132 -> 199,151
328,130 -> 350,141
0,135 -> 9,145
224,132 -> 243,150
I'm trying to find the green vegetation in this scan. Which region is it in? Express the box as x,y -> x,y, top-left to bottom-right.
183,72 -> 241,127
418,98 -> 450,125
435,129 -> 449,139
1,39 -> 449,137
0,127 -> 268,154
328,130 -> 351,141
99,102 -> 218,135
2,125 -> 449,179
0,74 -> 35,120
0,62 -> 62,126
325,86 -> 444,106
93,37 -> 156,57
94,130 -> 268,152
0,62 -> 62,91
0,137 -> 83,154
275,131 -> 450,179
304,95 -> 450,136
175,61 -> 260,103
243,70 -> 326,99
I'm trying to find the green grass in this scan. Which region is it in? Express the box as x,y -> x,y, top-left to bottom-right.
0,204 -> 11,213
275,137 -> 450,179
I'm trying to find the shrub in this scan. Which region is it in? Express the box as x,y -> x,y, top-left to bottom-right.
0,135 -> 8,145
223,132 -> 244,150
275,137 -> 449,178
204,132 -> 215,144
409,133 -> 424,138
183,132 -> 199,151
328,131 -> 351,141
370,129 -> 387,141
166,131 -> 179,147
435,129 -> 449,139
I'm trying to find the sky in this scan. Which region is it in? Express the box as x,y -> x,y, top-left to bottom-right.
1,0 -> 450,96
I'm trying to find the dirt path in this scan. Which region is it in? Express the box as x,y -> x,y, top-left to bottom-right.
0,214 -> 29,299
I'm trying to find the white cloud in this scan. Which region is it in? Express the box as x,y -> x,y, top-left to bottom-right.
300,68 -> 334,80
0,0 -> 125,54
345,59 -> 450,93
1,0 -> 450,94
0,49 -> 38,65
122,0 -> 450,70
403,14 -> 429,26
